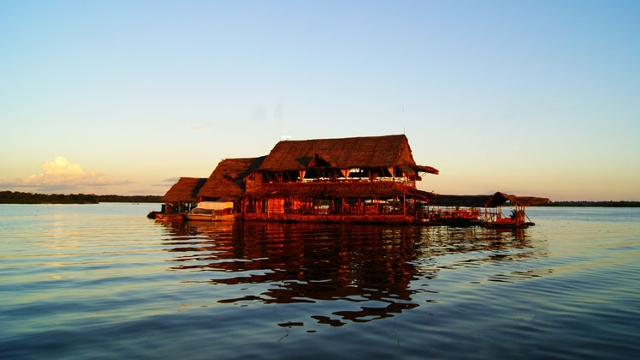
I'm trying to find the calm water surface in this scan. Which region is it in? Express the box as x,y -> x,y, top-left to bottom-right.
1,204 -> 639,359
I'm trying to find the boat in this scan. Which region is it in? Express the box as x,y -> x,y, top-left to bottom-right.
480,197 -> 544,229
424,192 -> 548,228
482,209 -> 535,228
147,210 -> 185,221
185,201 -> 235,221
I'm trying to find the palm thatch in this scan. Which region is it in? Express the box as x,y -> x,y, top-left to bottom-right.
431,192 -> 549,208
430,194 -> 493,208
162,177 -> 207,203
197,156 -> 266,201
486,192 -> 550,207
258,134 -> 438,174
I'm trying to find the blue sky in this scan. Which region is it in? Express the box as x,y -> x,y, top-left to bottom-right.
1,0 -> 639,200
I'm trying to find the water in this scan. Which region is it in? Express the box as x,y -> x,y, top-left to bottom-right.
1,204 -> 639,359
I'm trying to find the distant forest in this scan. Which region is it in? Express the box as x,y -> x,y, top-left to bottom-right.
1,190 -> 639,207
0,191 -> 162,204
537,200 -> 640,207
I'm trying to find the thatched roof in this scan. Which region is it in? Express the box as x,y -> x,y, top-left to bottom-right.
197,156 -> 266,201
430,194 -> 492,208
487,192 -> 550,207
162,177 -> 207,203
258,134 -> 438,174
245,181 -> 435,200
431,192 -> 549,208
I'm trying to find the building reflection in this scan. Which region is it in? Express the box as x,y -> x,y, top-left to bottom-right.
159,221 -> 541,325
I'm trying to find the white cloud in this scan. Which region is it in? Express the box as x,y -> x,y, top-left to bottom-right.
2,156 -> 125,190
159,177 -> 179,184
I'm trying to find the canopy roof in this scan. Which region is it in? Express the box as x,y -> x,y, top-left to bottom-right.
487,192 -> 550,207
258,134 -> 438,174
430,194 -> 492,208
197,156 -> 266,201
431,192 -> 549,208
162,177 -> 207,203
195,201 -> 234,210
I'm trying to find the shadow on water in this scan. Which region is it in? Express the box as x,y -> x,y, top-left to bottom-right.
159,221 -> 544,326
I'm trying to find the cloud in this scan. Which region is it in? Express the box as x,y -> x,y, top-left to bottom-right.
153,177 -> 179,187
161,177 -> 180,183
2,156 -> 126,191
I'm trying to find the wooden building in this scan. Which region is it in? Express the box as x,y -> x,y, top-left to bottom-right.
161,177 -> 207,214
158,134 -> 548,226
240,134 -> 439,223
196,157 -> 266,204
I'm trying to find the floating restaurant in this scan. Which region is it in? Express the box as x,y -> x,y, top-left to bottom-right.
153,134 -> 548,227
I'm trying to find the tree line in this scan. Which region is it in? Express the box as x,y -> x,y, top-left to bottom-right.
1,190 -> 638,207
0,191 -> 162,204
537,200 -> 640,207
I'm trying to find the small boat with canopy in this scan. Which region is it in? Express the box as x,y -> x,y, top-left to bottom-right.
185,201 -> 235,221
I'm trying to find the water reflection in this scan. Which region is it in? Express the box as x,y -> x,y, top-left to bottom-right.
160,221 -> 543,325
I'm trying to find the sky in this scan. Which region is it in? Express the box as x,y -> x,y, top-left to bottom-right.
1,0 -> 639,201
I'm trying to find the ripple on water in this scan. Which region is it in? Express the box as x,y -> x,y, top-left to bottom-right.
1,205 -> 640,359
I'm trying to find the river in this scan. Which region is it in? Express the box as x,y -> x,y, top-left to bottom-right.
1,204 -> 638,359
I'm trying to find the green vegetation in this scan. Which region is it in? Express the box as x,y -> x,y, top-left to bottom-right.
539,200 -> 640,207
94,194 -> 163,203
1,190 -> 638,207
0,191 -> 162,204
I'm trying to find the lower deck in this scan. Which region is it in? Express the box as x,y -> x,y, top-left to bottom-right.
242,213 -> 416,223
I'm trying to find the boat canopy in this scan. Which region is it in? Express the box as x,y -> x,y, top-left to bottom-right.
196,201 -> 234,210
485,192 -> 549,207
431,192 -> 549,208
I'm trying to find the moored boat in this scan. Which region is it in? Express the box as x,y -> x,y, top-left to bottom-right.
185,201 -> 235,221
479,195 -> 547,228
482,216 -> 535,229
147,210 -> 185,221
